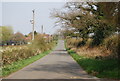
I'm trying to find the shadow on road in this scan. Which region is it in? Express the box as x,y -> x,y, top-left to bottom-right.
24,61 -> 89,78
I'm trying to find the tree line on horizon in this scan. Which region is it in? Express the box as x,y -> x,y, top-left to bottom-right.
0,26 -> 52,46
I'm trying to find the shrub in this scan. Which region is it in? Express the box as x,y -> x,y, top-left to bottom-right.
103,34 -> 119,58
91,22 -> 115,46
2,35 -> 56,65
86,38 -> 93,46
2,46 -> 39,65
66,38 -> 82,49
30,35 -> 48,52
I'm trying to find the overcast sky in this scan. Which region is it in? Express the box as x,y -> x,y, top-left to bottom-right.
0,2 -> 2,26
1,2 -> 65,35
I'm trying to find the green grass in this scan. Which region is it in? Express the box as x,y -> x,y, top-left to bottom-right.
2,50 -> 51,77
67,49 -> 120,79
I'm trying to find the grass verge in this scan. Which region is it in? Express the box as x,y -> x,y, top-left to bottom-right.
67,49 -> 119,80
2,50 -> 52,77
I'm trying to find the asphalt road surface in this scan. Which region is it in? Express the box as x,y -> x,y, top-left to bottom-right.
3,40 -> 117,81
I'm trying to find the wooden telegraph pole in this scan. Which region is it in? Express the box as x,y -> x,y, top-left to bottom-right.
32,9 -> 35,40
30,9 -> 35,40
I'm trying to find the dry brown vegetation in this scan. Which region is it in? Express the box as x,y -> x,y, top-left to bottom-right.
66,34 -> 119,59
2,35 -> 56,65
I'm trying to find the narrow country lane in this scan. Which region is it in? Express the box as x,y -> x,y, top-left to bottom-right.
3,40 -> 117,81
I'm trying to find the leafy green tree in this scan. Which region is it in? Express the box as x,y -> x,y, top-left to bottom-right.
1,26 -> 13,42
97,2 -> 119,25
12,32 -> 25,42
51,2 -> 118,47
90,2 -> 119,46
51,2 -> 96,45
91,21 -> 116,46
